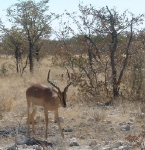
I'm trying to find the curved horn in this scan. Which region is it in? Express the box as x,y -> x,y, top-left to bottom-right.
47,70 -> 61,92
64,67 -> 72,92
65,67 -> 71,80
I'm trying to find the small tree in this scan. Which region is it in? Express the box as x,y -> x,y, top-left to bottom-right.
130,30 -> 145,100
55,5 -> 144,100
2,27 -> 28,74
7,0 -> 52,72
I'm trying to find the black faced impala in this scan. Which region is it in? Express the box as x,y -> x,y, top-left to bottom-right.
26,69 -> 72,139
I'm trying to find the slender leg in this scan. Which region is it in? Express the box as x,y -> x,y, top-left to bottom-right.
31,108 -> 37,135
27,105 -> 30,136
44,108 -> 48,139
54,112 -> 57,123
27,112 -> 32,124
54,110 -> 64,138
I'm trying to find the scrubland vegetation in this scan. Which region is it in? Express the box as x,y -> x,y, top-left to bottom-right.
1,0 -> 145,149
0,55 -> 145,149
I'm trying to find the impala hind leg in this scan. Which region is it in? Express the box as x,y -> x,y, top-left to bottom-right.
54,110 -> 64,138
27,106 -> 37,136
26,111 -> 32,124
27,105 -> 31,136
31,107 -> 37,135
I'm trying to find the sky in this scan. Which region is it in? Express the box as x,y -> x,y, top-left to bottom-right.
0,0 -> 145,36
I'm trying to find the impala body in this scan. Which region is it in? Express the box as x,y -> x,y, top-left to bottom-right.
26,70 -> 72,139
26,84 -> 63,110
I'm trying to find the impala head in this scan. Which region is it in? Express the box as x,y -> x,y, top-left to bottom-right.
47,69 -> 72,108
57,90 -> 67,107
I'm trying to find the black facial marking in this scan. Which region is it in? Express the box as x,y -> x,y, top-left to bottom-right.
58,93 -> 66,107
62,92 -> 66,107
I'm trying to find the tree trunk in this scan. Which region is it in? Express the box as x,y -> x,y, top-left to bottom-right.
35,48 -> 40,62
112,67 -> 120,98
15,47 -> 19,73
113,84 -> 120,97
29,48 -> 33,73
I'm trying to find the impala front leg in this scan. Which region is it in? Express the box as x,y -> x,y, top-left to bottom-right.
54,110 -> 64,138
44,108 -> 48,139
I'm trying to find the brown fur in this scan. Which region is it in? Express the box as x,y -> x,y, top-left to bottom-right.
26,69 -> 72,139
26,84 -> 65,139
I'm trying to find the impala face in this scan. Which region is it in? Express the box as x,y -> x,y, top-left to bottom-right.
58,91 -> 67,108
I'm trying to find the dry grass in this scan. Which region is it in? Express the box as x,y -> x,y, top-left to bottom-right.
0,55 -> 145,149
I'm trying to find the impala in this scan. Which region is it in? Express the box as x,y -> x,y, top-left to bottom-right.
26,69 -> 72,139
